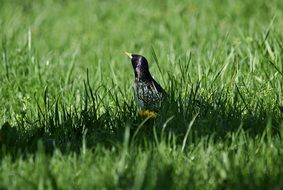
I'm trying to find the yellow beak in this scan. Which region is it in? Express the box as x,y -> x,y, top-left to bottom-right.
124,52 -> 133,59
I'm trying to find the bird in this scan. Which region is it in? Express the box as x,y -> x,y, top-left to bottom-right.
125,52 -> 166,113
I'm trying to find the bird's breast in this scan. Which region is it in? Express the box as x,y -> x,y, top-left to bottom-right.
134,81 -> 163,109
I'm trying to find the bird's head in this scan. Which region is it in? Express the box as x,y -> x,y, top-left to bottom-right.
125,52 -> 151,80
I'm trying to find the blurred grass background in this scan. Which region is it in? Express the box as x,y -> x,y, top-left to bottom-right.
1,0 -> 283,189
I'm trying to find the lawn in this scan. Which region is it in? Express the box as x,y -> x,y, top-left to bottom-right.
1,0 -> 283,189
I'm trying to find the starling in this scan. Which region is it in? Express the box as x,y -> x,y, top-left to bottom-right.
125,52 -> 166,112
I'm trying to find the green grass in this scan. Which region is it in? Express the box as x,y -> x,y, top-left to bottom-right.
1,0 -> 283,189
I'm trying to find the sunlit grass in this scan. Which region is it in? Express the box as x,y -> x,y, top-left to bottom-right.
1,0 -> 283,189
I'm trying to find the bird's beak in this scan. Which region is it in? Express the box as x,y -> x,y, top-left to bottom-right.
124,52 -> 133,59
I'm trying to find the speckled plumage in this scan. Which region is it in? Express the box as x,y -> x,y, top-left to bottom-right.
125,53 -> 166,111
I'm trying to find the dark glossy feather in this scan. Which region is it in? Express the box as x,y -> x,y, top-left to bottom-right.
126,53 -> 166,111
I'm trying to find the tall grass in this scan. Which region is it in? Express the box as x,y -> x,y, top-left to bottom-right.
1,0 -> 283,189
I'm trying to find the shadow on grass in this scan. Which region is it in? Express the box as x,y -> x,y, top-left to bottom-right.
1,81 -> 282,158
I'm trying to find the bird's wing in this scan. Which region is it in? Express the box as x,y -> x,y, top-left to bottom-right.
151,79 -> 166,96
